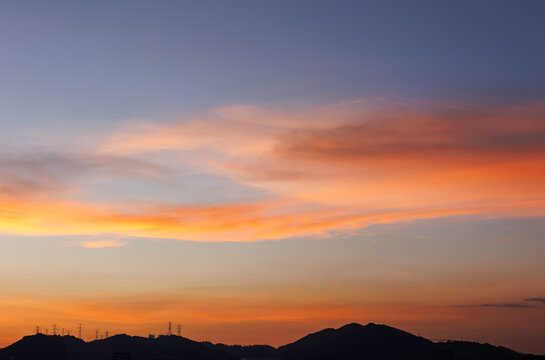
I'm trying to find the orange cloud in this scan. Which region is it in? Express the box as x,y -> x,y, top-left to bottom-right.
1,99 -> 545,242
81,238 -> 129,248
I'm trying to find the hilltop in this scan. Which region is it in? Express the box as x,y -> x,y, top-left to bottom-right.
1,323 -> 544,360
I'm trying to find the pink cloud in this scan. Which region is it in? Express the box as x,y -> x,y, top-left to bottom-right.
2,99 -> 545,242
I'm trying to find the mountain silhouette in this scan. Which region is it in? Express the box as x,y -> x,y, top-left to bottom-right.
0,334 -> 236,360
276,322 -> 432,359
1,323 -> 544,360
209,323 -> 545,360
0,334 -> 85,360
206,343 -> 277,360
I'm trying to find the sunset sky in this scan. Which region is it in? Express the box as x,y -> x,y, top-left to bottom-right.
1,0 -> 545,355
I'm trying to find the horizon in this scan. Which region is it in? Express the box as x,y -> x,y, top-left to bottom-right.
0,0 -> 544,356
4,321 -> 533,351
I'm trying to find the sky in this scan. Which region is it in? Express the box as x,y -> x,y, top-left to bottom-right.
1,0 -> 545,354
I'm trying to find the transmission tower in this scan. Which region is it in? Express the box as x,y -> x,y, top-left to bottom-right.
95,329 -> 99,340
52,324 -> 58,335
78,324 -> 83,339
177,324 -> 181,336
35,326 -> 40,334
168,322 -> 172,336
105,331 -> 109,338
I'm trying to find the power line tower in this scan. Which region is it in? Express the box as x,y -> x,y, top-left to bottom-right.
177,324 -> 181,336
105,331 -> 109,338
52,324 -> 58,336
168,322 -> 172,336
78,324 -> 83,339
95,329 -> 99,340
35,326 -> 40,334
61,328 -> 65,336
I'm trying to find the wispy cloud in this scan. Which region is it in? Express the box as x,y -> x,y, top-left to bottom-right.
453,303 -> 534,309
81,238 -> 130,249
455,297 -> 545,309
525,298 -> 545,304
2,99 -> 545,243
0,152 -> 171,200
478,303 -> 535,309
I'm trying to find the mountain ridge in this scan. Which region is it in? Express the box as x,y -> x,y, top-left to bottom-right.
1,323 -> 544,360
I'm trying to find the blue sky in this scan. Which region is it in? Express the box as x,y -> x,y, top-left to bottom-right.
1,0 -> 544,127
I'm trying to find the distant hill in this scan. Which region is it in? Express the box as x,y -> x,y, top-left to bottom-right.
1,323 -> 544,360
0,333 -> 236,360
206,343 -> 277,359
276,322 -> 432,359
0,334 -> 85,360
208,323 -> 545,360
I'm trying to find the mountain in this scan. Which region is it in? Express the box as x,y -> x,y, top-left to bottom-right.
0,334 -> 236,360
0,334 -> 85,360
276,322 -> 432,359
432,340 -> 541,360
2,323 -> 544,360
209,323 -> 545,360
206,343 -> 277,359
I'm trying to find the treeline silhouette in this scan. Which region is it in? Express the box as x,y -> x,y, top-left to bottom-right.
1,323 -> 544,360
